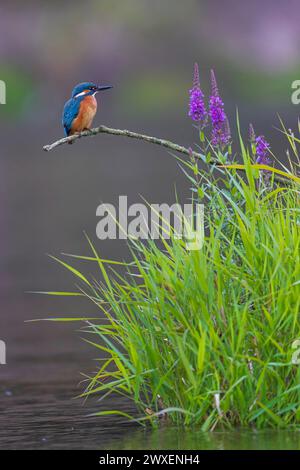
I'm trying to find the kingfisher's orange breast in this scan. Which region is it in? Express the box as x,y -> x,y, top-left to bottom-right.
71,95 -> 98,133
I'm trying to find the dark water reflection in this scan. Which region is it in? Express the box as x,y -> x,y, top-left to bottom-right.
0,382 -> 137,450
1,382 -> 300,450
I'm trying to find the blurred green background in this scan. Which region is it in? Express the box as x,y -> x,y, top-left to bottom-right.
1,0 -> 300,408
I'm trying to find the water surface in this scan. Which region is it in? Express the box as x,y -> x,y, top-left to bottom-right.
1,380 -> 300,450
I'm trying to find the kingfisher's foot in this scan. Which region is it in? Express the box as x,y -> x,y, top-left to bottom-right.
83,128 -> 92,135
68,131 -> 81,144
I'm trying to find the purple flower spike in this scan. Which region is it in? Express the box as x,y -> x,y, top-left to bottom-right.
192,62 -> 200,89
249,123 -> 256,144
188,63 -> 207,128
210,69 -> 219,97
224,116 -> 231,144
255,135 -> 271,166
209,70 -> 229,148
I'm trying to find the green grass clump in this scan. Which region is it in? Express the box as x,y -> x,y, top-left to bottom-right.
46,127 -> 300,430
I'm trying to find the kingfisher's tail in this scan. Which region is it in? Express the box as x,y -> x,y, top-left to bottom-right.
64,125 -> 74,144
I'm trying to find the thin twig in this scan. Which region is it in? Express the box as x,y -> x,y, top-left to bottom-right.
43,125 -> 207,161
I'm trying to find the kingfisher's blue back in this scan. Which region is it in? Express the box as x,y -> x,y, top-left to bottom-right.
62,96 -> 83,137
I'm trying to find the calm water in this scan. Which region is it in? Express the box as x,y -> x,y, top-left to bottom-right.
1,381 -> 300,450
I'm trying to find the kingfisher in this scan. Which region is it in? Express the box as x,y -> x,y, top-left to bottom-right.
62,82 -> 113,138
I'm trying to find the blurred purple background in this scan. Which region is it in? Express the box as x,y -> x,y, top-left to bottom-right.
0,0 -> 299,447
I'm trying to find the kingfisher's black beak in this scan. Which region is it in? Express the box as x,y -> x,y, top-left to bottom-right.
97,85 -> 113,91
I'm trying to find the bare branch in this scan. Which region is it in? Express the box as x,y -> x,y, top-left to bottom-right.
43,125 -> 206,161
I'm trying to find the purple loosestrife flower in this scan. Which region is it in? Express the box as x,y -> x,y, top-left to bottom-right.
249,123 -> 257,159
249,123 -> 256,145
188,63 -> 207,128
255,135 -> 271,184
224,117 -> 231,144
209,70 -> 230,149
255,135 -> 271,166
